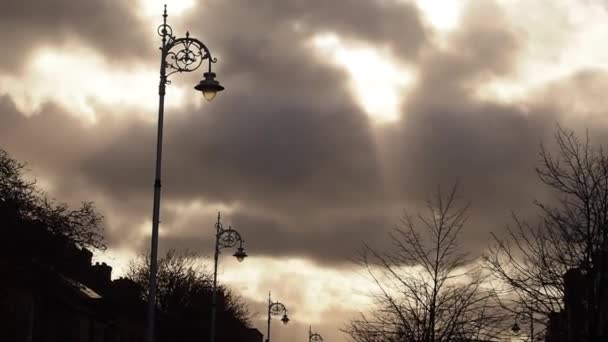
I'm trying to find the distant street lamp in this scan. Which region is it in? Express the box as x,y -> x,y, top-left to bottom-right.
309,326 -> 324,342
511,305 -> 534,342
146,6 -> 224,342
210,212 -> 247,342
511,321 -> 521,335
267,292 -> 290,342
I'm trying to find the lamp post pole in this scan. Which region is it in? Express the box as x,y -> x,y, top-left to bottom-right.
266,292 -> 290,342
529,306 -> 534,342
210,212 -> 248,342
309,326 -> 324,342
146,6 -> 224,342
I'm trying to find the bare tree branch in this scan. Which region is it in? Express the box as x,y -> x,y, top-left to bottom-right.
345,185 -> 506,342
484,125 -> 608,340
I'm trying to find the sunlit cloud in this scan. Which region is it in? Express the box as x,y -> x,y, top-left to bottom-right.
94,247 -> 139,279
477,0 -> 608,103
412,0 -> 467,32
221,256 -> 374,324
165,200 -> 240,219
311,33 -> 415,123
0,47 -> 187,123
138,0 -> 196,18
219,256 -> 489,325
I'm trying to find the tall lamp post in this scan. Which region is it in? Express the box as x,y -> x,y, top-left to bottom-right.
267,292 -> 290,342
210,212 -> 248,342
146,6 -> 224,342
309,326 -> 324,342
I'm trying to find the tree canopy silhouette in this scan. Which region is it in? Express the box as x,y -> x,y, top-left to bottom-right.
127,249 -> 252,341
0,148 -> 104,251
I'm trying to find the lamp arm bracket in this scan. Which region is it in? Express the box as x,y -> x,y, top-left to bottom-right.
158,23 -> 218,81
269,302 -> 287,316
217,228 -> 243,250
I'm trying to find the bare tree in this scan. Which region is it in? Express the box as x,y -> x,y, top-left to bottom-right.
0,148 -> 104,250
345,185 -> 505,342
127,249 -> 251,327
485,126 -> 608,340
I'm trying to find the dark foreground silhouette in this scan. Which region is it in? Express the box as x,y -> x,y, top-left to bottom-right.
0,149 -> 261,342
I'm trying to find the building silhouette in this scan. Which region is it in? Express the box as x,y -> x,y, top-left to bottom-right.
545,263 -> 608,342
0,224 -> 261,342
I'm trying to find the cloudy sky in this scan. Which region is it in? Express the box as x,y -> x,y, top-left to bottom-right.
3,0 -> 608,340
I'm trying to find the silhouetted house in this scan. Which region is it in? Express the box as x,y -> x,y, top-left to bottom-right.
216,305 -> 264,342
0,227 -> 147,342
545,311 -> 567,342
244,328 -> 264,342
0,223 -> 262,342
155,284 -> 263,342
545,264 -> 608,342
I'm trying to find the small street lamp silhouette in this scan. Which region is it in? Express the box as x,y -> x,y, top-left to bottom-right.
511,305 -> 535,342
309,325 -> 324,342
511,321 -> 521,334
267,292 -> 290,342
210,212 -> 248,342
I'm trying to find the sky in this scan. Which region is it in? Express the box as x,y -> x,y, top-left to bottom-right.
2,0 -> 608,341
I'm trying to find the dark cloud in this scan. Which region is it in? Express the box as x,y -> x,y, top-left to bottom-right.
157,209 -> 394,265
0,96 -> 154,245
182,0 -> 428,69
3,0 -> 608,268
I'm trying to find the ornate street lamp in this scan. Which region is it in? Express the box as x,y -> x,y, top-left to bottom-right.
146,6 -> 224,342
210,212 -> 247,342
267,292 -> 290,342
309,326 -> 324,342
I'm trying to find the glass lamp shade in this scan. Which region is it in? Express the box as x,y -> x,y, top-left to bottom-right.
194,72 -> 224,102
233,247 -> 248,262
281,314 -> 290,325
203,90 -> 217,102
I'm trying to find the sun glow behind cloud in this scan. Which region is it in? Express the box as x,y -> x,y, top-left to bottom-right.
221,256 -> 375,323
219,257 -> 484,327
94,247 -> 138,279
105,252 -> 378,325
311,33 -> 415,123
0,0 -> 211,123
413,0 -> 466,32
0,48 -> 187,122
138,0 -> 196,18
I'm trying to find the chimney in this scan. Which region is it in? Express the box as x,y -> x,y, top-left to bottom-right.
91,262 -> 112,291
81,249 -> 93,266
